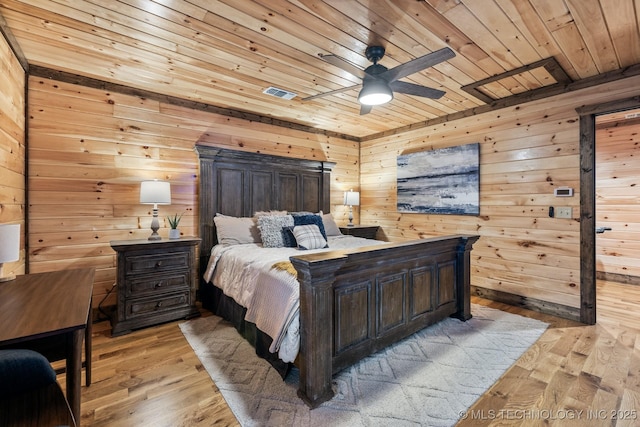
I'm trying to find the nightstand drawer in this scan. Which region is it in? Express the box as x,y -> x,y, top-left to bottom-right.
340,225 -> 380,240
125,292 -> 190,319
124,251 -> 190,275
126,272 -> 190,297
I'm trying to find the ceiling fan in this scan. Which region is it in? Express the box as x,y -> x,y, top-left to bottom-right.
304,46 -> 455,115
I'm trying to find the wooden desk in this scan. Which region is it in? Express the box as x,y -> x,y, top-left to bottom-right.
0,268 -> 94,423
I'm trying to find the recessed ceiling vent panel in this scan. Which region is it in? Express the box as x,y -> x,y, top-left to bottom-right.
263,86 -> 297,100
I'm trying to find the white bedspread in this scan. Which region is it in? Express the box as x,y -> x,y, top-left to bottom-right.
203,235 -> 384,362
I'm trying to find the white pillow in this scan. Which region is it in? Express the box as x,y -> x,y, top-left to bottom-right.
321,212 -> 342,236
292,224 -> 328,250
258,214 -> 294,248
214,214 -> 260,246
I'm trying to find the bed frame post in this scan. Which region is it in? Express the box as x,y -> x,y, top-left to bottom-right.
453,235 -> 480,321
290,254 -> 347,408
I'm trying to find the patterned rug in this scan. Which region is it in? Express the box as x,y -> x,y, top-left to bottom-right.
179,304 -> 547,426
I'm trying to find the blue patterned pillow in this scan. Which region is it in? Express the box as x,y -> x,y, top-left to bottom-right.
282,227 -> 297,248
291,213 -> 327,239
291,224 -> 328,250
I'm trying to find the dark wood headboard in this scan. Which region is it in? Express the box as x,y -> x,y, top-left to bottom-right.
195,145 -> 335,258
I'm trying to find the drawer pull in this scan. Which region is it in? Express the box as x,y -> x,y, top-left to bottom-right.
154,282 -> 162,288
155,261 -> 162,268
155,302 -> 163,310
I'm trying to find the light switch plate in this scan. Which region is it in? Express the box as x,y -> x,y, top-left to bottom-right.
556,207 -> 572,219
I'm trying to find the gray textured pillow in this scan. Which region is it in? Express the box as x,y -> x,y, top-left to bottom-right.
258,214 -> 294,247
214,214 -> 261,246
322,213 -> 342,236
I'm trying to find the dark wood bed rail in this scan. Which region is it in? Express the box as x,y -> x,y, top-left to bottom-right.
290,234 -> 480,408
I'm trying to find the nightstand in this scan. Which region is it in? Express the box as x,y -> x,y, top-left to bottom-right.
339,225 -> 380,240
109,237 -> 201,336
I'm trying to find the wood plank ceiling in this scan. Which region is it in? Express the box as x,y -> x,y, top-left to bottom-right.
0,0 -> 638,139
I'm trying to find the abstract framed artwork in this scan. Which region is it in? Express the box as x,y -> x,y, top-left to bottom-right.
397,142 -> 479,215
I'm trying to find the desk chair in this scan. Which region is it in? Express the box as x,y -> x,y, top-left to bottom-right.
0,349 -> 76,427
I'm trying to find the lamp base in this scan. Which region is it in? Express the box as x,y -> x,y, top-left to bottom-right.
148,208 -> 162,241
347,205 -> 355,227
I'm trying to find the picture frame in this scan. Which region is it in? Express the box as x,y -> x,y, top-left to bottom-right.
397,143 -> 479,215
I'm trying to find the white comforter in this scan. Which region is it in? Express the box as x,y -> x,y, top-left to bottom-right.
203,235 -> 384,362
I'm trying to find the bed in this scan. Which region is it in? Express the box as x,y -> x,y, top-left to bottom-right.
196,145 -> 479,408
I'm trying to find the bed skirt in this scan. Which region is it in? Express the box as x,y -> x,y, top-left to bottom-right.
200,282 -> 292,378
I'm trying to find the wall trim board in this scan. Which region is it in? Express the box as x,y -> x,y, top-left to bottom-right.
361,63 -> 640,142
471,286 -> 580,323
0,11 -> 28,72
25,63 -> 640,145
27,65 -> 360,143
597,271 -> 640,286
579,113 -> 596,325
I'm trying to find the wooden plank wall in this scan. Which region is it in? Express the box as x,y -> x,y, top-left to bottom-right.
27,77 -> 359,312
0,34 -> 25,277
596,118 -> 640,282
360,75 -> 640,313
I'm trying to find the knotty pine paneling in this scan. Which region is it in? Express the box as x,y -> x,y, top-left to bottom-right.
27,77 -> 359,312
361,75 -> 640,311
596,116 -> 640,281
0,33 -> 25,277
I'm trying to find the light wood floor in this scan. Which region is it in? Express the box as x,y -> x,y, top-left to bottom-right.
58,280 -> 640,426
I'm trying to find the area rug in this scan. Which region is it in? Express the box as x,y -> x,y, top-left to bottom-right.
179,305 -> 547,426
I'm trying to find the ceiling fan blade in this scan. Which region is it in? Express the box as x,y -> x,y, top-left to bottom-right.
360,104 -> 373,115
302,84 -> 362,101
319,54 -> 367,79
379,47 -> 455,83
390,81 -> 446,99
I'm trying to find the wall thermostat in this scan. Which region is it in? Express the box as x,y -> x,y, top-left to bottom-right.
554,187 -> 573,197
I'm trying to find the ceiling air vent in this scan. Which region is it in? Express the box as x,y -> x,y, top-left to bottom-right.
625,112 -> 640,119
263,86 -> 297,100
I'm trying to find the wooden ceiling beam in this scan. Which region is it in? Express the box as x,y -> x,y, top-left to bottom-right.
0,9 -> 27,71
362,62 -> 640,142
27,64 -> 361,142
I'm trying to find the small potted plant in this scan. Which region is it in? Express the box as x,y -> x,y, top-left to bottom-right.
167,213 -> 183,239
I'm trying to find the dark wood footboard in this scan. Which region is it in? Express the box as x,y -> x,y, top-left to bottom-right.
290,234 -> 479,408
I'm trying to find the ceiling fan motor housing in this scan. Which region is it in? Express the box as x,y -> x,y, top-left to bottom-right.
365,46 -> 386,64
364,63 -> 388,77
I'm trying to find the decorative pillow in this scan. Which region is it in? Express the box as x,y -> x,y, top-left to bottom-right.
291,224 -> 328,250
282,227 -> 297,248
258,214 -> 294,247
254,210 -> 288,217
214,214 -> 260,246
288,211 -> 315,216
321,212 -> 342,236
291,213 -> 328,240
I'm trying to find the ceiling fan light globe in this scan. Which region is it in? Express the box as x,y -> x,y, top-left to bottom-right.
358,80 -> 393,106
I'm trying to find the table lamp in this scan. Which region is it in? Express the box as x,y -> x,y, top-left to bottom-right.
140,180 -> 171,240
0,223 -> 20,282
343,189 -> 360,227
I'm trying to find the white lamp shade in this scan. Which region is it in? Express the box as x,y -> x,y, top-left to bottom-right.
343,191 -> 360,206
140,180 -> 171,205
0,224 -> 20,263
